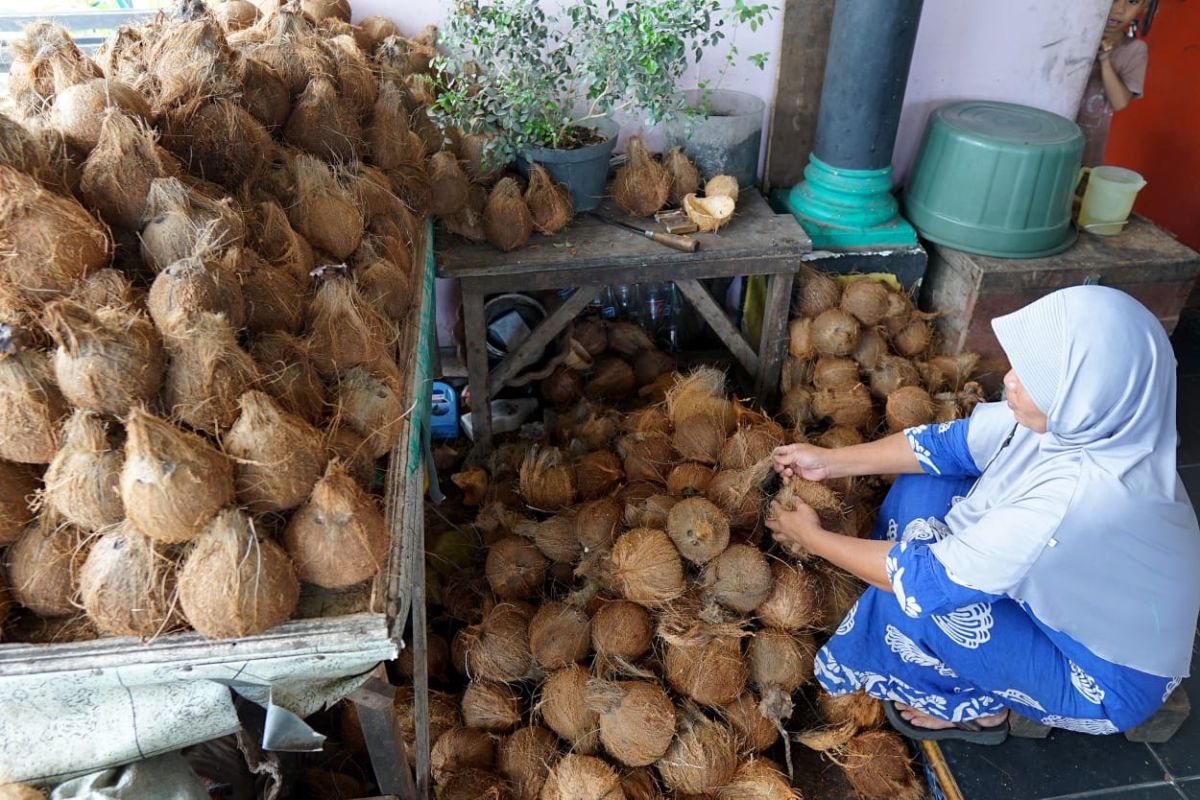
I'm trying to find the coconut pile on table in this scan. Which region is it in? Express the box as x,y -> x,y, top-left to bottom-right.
0,0 -> 457,643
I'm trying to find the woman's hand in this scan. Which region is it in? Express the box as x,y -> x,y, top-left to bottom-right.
765,499 -> 825,557
771,443 -> 832,483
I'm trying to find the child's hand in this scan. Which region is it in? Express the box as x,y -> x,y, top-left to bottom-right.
1098,37 -> 1116,60
771,444 -> 832,484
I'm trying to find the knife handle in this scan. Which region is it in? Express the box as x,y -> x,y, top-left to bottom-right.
645,230 -> 699,252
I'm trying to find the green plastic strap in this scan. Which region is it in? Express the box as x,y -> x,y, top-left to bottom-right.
407,220 -> 437,475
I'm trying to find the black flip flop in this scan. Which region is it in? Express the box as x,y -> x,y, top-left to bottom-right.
883,700 -> 1010,745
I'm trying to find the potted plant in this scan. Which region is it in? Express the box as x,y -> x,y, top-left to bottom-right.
428,0 -> 772,212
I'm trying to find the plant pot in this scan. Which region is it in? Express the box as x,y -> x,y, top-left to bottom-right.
666,89 -> 765,189
518,117 -> 620,213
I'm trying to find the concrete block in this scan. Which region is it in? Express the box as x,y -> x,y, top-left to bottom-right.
1125,687 -> 1190,743
1009,713 -> 1052,739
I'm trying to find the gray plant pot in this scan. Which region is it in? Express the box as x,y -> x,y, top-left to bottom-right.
518,117 -> 620,213
666,89 -> 766,189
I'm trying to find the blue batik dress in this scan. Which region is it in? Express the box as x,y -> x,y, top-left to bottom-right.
813,419 -> 1181,734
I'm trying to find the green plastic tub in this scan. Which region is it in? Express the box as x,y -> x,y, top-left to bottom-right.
903,100 -> 1084,258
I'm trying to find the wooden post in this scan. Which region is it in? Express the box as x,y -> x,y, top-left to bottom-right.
763,0 -> 836,192
349,672 -> 418,800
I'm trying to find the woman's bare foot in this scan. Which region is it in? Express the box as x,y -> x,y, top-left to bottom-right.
894,702 -> 1009,730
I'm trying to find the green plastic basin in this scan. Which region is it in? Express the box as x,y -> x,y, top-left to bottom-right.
903,100 -> 1084,258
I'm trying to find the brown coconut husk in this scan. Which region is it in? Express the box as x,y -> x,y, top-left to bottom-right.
148,17 -> 238,110
623,493 -> 676,530
0,111 -> 58,187
587,358 -> 637,401
499,726 -> 559,800
452,467 -> 489,507
705,469 -> 762,531
542,755 -> 623,800
664,147 -> 701,206
715,759 -> 797,800
485,536 -> 548,601
162,97 -> 272,190
0,461 -> 38,546
606,321 -> 654,357
959,381 -> 987,417
892,317 -> 932,358
632,349 -> 676,387
774,478 -> 844,532
869,354 -> 922,400
539,665 -> 601,753
702,543 -> 774,613
326,34 -> 379,118
42,410 -> 124,531
576,451 -> 624,500
237,56 -> 291,130
853,327 -> 888,372
427,150 -> 470,217
542,367 -> 584,408
348,165 -> 411,226
359,15 -> 401,50
719,424 -> 785,471
8,22 -> 103,117
666,497 -> 729,565
613,137 -> 669,218
590,599 -> 653,665
431,725 -> 496,783
524,513 -> 577,564
920,353 -> 979,394
814,564 -> 865,632
683,193 -> 736,232
44,300 -> 164,417
620,769 -> 664,800
812,356 -> 860,390
7,514 -> 86,617
655,709 -> 739,795
214,0 -> 261,32
460,132 -> 506,185
224,390 -> 326,512
0,344 -> 68,464
706,175 -> 739,203
811,308 -> 861,357
576,497 -> 622,554
484,176 -> 534,252
48,78 -> 150,155
932,392 -> 961,423
0,166 -> 110,306
250,331 -> 326,424
841,730 -> 922,800
139,177 -> 243,272
530,600 -> 592,670
524,163 -> 574,235
779,386 -> 814,428
812,383 -> 877,432
284,76 -> 363,162
672,412 -> 728,466
308,278 -> 395,384
249,200 -> 315,283
446,182 -> 488,242
160,311 -> 260,435
463,680 -> 523,732
574,319 -> 609,357
817,690 -> 885,732
665,367 -> 735,432
367,84 -> 424,170
239,251 -> 306,335
722,692 -> 779,752
840,279 -> 891,326
120,408 -> 235,544
885,386 -> 935,431
68,268 -> 136,313
178,510 -> 298,639
749,628 -> 816,692
78,520 -> 182,638
616,433 -> 674,485
666,463 -> 713,497
469,603 -> 535,682
787,317 -> 815,360
81,110 -> 177,230
518,447 -> 577,511
576,408 -> 622,451
290,155 -> 365,259
587,679 -> 676,767
755,560 -> 822,630
0,782 -> 45,800
795,266 -> 842,318
663,632 -> 748,709
324,422 -> 377,488
606,528 -> 684,609
146,248 -> 245,332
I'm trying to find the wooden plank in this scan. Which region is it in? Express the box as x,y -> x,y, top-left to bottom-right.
461,288 -> 493,458
488,287 -> 600,394
351,676 -> 418,800
754,271 -> 796,405
675,279 -> 759,378
436,193 -> 810,279
763,0 -> 835,192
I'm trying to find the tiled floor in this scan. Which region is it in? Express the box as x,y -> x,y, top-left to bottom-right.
937,305 -> 1200,800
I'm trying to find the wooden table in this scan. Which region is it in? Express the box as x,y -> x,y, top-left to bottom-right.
436,191 -> 812,457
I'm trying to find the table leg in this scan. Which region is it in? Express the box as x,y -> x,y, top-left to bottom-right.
461,285 -> 493,460
350,676 -> 417,800
754,271 -> 795,407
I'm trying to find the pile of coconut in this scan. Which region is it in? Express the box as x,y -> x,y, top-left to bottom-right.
0,0 -> 457,643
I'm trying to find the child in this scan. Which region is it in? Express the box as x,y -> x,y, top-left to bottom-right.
1075,0 -> 1151,166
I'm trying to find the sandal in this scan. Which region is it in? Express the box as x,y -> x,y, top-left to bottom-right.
883,701 -> 1010,745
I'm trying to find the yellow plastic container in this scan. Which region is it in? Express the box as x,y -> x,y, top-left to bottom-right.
1076,166 -> 1147,235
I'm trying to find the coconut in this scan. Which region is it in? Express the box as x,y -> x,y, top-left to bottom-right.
384,158 -> 434,211
719,425 -> 784,471
431,726 -> 496,784
350,166 -> 410,227
485,536 -> 548,602
307,275 -> 394,379
160,311 -> 260,434
817,690 -> 885,732
811,357 -> 860,390
665,367 -> 734,432
852,327 -> 888,372
398,631 -> 452,684
519,447 -> 577,511
7,515 -> 85,617
530,601 -> 591,669
66,269 -> 134,314
811,384 -> 877,432
290,155 -> 364,259
8,22 -> 102,117
869,355 -> 921,400
441,769 -> 513,800
303,0 -> 351,22
0,344 -> 68,464
225,390 -> 326,512
613,137 -> 669,218
484,177 -> 534,252
41,410 -> 123,530
446,182 -> 489,242
527,514 -> 578,564
539,665 -> 600,753
451,468 -> 489,508
587,358 -> 637,401
749,628 -> 815,692
571,319 -> 607,358
523,163 -> 574,235
542,755 -> 624,800
715,759 -> 796,800
705,175 -> 739,203
214,0 -> 260,31
78,520 -> 180,638
499,726 -> 559,800
48,78 -> 150,155
238,250 -> 305,335
359,16 -> 401,49
920,353 -> 979,393
542,367 -> 583,409
0,461 -> 38,546
655,712 -> 739,795
250,200 -> 315,283
811,308 -> 861,357
577,409 -> 621,451
148,16 -> 240,108
616,482 -> 659,514
705,470 -> 761,531
588,680 -> 676,767
796,266 -> 841,318
666,498 -> 729,565
0,112 -> 57,187
959,381 -> 986,417
0,166 -> 109,306
460,132 -> 505,185
778,386 -> 814,428
892,317 -> 932,358
839,279 -> 891,326
664,147 -> 701,205
932,392 -> 961,423
326,34 -> 379,118
250,332 -> 325,424
576,498 -> 622,554
666,463 -> 713,497
841,730 -> 921,800
606,322 -> 654,357
575,451 -> 624,501
885,386 -> 935,431
755,561 -> 822,630
147,255 -> 244,334
702,543 -> 773,613
469,603 -> 535,682
786,317 -> 814,361
616,433 -> 673,485
140,177 -> 244,272
237,56 -> 291,131
624,493 -> 676,531
162,98 -> 272,190
607,529 -> 684,609
590,599 -> 653,664
664,634 -> 747,708
463,680 -> 523,732
121,408 -> 235,544
682,194 -> 735,232
81,111 -> 177,230
619,769 -> 663,800
723,693 -> 779,752
283,76 -> 362,163
44,301 -> 164,417
423,151 -> 469,217
672,412 -> 727,466
774,479 -> 844,533
815,564 -> 865,632
631,349 -> 676,388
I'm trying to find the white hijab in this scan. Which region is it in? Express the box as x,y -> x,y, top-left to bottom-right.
932,286 -> 1200,677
